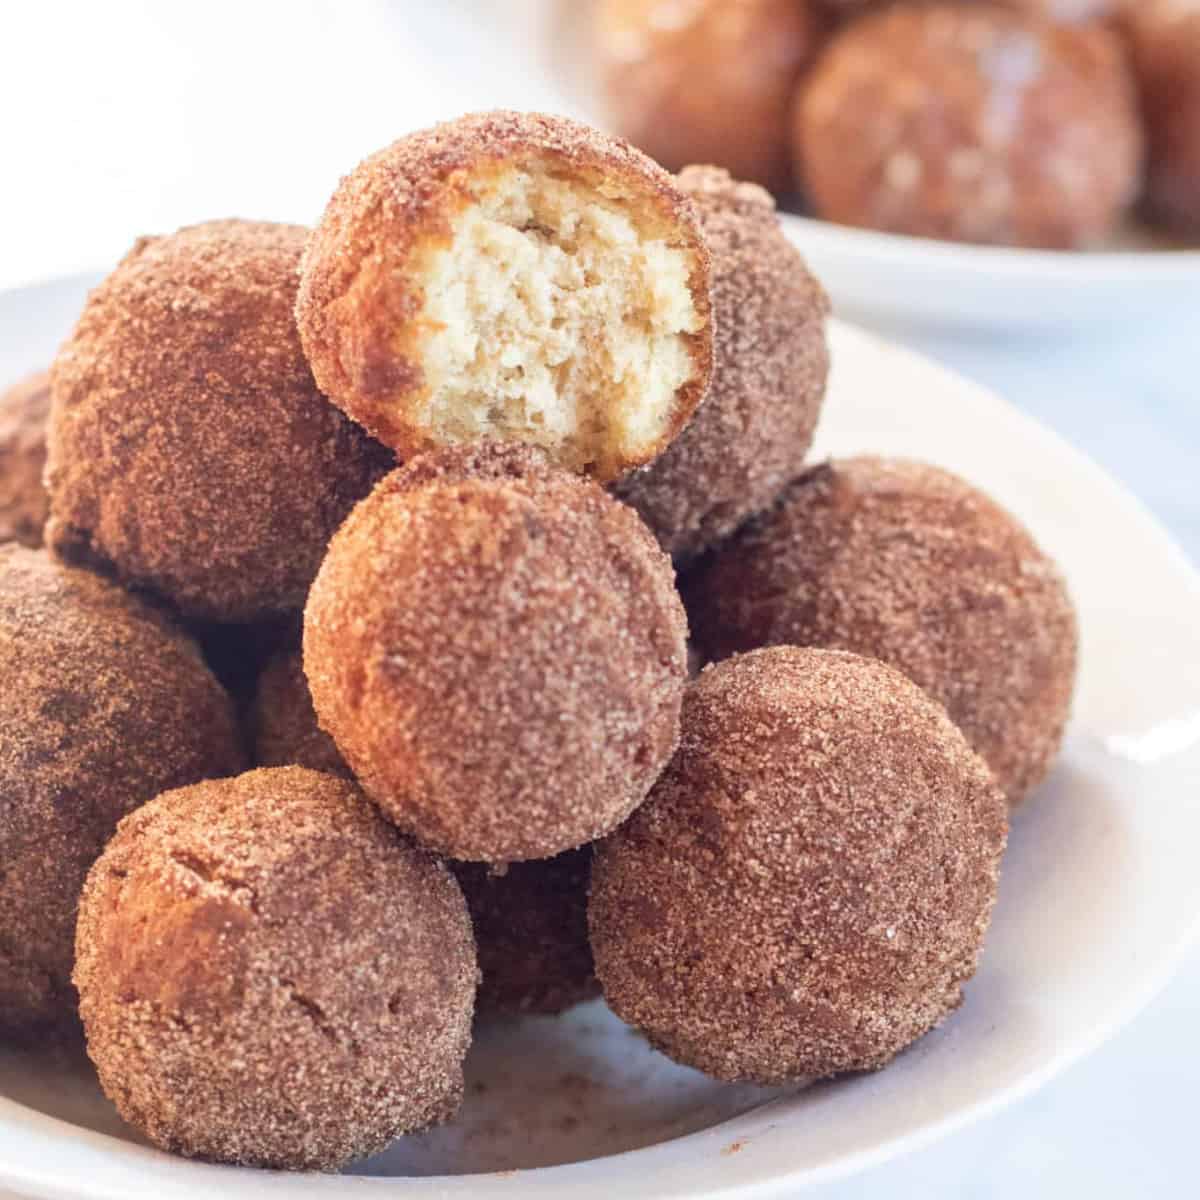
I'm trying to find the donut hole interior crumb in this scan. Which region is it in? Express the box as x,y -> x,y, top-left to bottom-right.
415,166 -> 704,476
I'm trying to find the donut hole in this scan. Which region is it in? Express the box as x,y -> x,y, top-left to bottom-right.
414,166 -> 705,478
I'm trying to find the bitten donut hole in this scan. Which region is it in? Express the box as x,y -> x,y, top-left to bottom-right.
415,165 -> 705,477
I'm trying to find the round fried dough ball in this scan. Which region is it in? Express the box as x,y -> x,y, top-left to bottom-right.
454,850 -> 597,1017
251,649 -> 348,777
685,458 -> 1078,803
296,111 -> 713,483
594,0 -> 828,193
822,1 -> 1118,22
252,566 -> 596,1016
615,167 -> 829,561
0,546 -> 243,1036
304,450 -> 688,862
74,767 -> 475,1170
0,370 -> 51,548
46,219 -> 392,622
589,646 -> 1008,1083
1124,1 -> 1200,233
795,4 -> 1142,247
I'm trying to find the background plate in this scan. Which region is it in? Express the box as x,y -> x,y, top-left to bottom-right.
1,276 -> 1199,1198
480,0 -> 1200,335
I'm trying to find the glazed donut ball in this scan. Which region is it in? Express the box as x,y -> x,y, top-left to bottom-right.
46,219 -> 392,622
795,4 -> 1143,247
454,850 -> 597,1017
589,647 -> 1007,1083
0,370 -> 51,548
304,447 -> 688,861
296,111 -> 713,483
74,767 -> 477,1170
250,620 -> 595,1016
594,0 -> 827,193
0,546 -> 243,1036
685,458 -> 1078,803
1124,1 -> 1200,233
615,167 -> 829,561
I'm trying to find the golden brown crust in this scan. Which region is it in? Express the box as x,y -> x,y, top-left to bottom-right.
0,370 -> 51,548
0,546 -> 243,1036
74,767 -> 476,1170
296,111 -> 712,481
684,457 -> 1078,803
453,850 -> 597,1017
46,220 -> 393,623
589,646 -> 1007,1083
304,449 -> 689,862
616,167 -> 829,560
795,5 -> 1142,247
1123,1 -> 1200,233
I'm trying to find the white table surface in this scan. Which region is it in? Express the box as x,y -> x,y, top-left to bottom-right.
1,3 -> 1197,1196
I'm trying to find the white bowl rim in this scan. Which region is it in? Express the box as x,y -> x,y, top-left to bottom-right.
780,213 -> 1200,281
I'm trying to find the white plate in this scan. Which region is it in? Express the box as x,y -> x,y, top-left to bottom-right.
488,0 -> 1200,334
2,274 -> 1200,1199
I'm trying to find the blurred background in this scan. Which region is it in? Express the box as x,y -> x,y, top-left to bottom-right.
0,2 -> 1197,1197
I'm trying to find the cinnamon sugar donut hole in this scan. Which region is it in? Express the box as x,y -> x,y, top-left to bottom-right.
594,0 -> 828,193
0,546 -> 243,1037
254,487 -> 598,1015
74,767 -> 476,1170
251,647 -> 596,1016
251,649 -> 349,778
296,112 -> 712,483
455,851 -> 598,1017
589,647 -> 1007,1084
795,4 -> 1142,247
1124,1 -> 1200,233
304,446 -> 688,862
0,370 -> 51,548
685,457 -> 1078,804
822,1 -> 1118,22
47,220 -> 392,622
615,167 -> 828,561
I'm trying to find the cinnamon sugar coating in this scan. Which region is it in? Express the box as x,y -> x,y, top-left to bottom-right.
74,767 -> 476,1171
454,850 -> 598,1017
615,167 -> 829,561
795,4 -> 1142,247
296,111 -> 712,483
1124,1 -> 1200,233
589,646 -> 1007,1083
46,219 -> 392,622
685,457 -> 1078,803
304,448 -> 688,862
0,370 -> 51,548
0,546 -> 243,1036
594,0 -> 828,193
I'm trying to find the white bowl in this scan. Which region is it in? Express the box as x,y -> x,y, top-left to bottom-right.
496,0 -> 1200,335
2,273 -> 1200,1197
777,216 -> 1200,335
